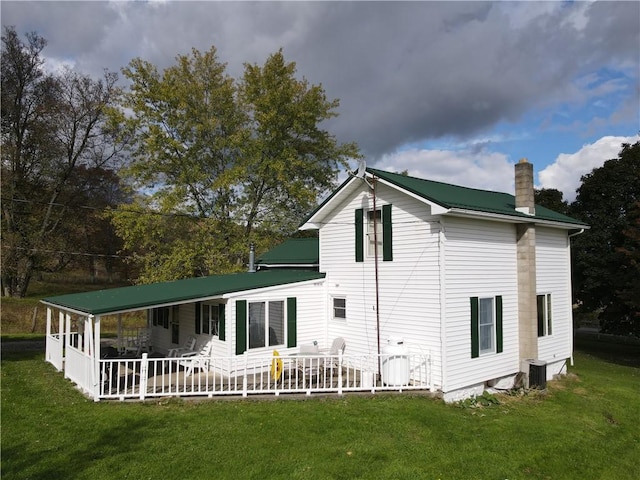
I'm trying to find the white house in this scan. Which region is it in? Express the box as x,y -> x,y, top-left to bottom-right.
42,159 -> 587,401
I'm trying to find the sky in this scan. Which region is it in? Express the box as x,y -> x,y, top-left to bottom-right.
2,1 -> 639,202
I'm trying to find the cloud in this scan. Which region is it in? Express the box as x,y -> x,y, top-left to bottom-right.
376,148 -> 515,194
1,1 -> 638,163
538,135 -> 640,202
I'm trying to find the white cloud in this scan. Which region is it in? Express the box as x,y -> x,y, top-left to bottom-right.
376,148 -> 515,194
538,135 -> 640,202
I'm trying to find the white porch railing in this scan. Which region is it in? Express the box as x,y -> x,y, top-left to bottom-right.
45,333 -> 63,371
64,344 -> 94,395
97,352 -> 431,401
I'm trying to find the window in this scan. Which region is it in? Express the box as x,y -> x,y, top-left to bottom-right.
248,300 -> 284,350
537,294 -> 552,337
235,298 -> 296,355
470,296 -> 503,358
479,298 -> 495,354
355,205 -> 393,262
152,307 -> 170,329
333,297 -> 346,319
367,209 -> 382,257
201,304 -> 220,336
171,305 -> 180,344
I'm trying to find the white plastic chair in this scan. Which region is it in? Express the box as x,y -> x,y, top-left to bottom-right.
167,335 -> 197,357
123,328 -> 151,356
321,337 -> 346,369
177,342 -> 213,377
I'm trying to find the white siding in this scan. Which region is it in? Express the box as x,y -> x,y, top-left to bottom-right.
318,182 -> 444,387
150,302 -> 227,356
443,217 -> 519,392
536,227 -> 573,366
226,280 -> 326,358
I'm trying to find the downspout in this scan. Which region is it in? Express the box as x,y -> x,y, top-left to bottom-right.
567,228 -> 584,367
438,221 -> 448,393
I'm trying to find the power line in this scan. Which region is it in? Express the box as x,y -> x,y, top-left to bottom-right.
1,196 -> 202,219
1,244 -> 133,259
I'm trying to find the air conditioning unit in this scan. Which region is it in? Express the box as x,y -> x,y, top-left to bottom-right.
520,359 -> 547,389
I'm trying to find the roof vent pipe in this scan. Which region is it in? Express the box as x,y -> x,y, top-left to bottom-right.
515,158 -> 535,216
248,243 -> 256,273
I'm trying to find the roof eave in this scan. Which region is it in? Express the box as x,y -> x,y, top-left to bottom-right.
445,208 -> 590,229
299,176 -> 360,230
222,276 -> 325,299
374,177 -> 450,215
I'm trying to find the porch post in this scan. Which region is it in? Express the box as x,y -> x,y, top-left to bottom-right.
92,315 -> 101,401
46,307 -> 51,336
117,313 -> 123,353
64,312 -> 71,379
58,310 -> 64,366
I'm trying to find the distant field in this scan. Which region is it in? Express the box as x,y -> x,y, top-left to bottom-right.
1,276 -> 144,335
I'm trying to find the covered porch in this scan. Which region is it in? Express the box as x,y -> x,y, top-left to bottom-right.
43,304 -> 431,401
41,270 -> 432,401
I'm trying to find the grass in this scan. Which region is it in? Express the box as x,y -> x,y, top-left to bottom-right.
2,349 -> 639,480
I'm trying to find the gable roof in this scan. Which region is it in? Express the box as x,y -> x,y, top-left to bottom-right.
301,167 -> 588,229
42,269 -> 325,316
256,238 -> 319,267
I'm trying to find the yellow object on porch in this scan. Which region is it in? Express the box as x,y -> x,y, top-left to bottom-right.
271,350 -> 283,381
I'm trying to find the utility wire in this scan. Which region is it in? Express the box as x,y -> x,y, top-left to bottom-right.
1,244 -> 133,259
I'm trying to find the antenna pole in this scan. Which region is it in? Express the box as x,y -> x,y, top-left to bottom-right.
372,176 -> 382,381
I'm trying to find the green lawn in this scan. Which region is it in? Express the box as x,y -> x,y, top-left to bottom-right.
1,350 -> 638,480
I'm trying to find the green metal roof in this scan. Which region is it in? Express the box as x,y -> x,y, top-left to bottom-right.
42,270 -> 325,316
369,168 -> 587,226
256,238 -> 319,266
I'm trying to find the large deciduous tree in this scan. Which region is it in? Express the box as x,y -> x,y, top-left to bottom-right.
570,142 -> 640,336
111,46 -> 360,282
1,27 -> 123,297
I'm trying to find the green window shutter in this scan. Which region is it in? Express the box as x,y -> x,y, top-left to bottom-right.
496,295 -> 503,354
470,297 -> 479,358
355,209 -> 364,262
218,304 -> 226,341
235,300 -> 247,355
287,297 -> 297,348
195,302 -> 201,334
382,204 -> 393,261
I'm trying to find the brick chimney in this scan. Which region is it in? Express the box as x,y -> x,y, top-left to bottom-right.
515,158 -> 538,364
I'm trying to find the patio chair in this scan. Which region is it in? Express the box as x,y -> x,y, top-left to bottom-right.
177,342 -> 213,377
320,337 -> 346,374
167,335 -> 197,357
123,328 -> 151,356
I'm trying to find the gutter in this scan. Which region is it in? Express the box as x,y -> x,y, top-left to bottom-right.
445,208 -> 589,230
568,228 -> 585,238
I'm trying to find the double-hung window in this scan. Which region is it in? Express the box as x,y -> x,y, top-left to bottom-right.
537,294 -> 552,337
470,296 -> 503,358
355,204 -> 393,262
333,297 -> 346,320
201,304 -> 220,336
367,210 -> 382,257
479,298 -> 495,354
